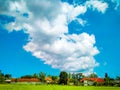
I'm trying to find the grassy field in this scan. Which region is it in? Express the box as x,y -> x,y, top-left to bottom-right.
0,84 -> 120,90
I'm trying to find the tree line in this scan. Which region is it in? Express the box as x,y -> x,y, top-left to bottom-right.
0,70 -> 120,86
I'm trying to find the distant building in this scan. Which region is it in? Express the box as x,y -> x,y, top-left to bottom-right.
80,78 -> 104,86
45,77 -> 53,83
11,78 -> 40,84
17,78 -> 40,82
5,79 -> 11,83
114,80 -> 120,84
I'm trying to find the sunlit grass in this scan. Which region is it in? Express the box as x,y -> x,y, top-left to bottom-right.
0,84 -> 120,90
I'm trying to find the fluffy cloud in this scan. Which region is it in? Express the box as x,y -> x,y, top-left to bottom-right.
24,33 -> 99,72
86,0 -> 108,13
0,0 -> 109,75
62,2 -> 87,22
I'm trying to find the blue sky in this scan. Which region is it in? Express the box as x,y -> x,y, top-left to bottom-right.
0,0 -> 120,78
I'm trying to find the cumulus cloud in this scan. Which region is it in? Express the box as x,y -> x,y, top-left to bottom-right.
24,33 -> 99,73
62,2 -> 87,22
0,0 -> 109,75
85,0 -> 108,13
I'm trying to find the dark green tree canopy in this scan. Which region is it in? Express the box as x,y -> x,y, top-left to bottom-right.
39,72 -> 46,82
59,71 -> 68,85
89,73 -> 98,78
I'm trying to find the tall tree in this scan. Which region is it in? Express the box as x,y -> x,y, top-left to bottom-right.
104,73 -> 110,86
33,73 -> 38,78
39,72 -> 46,82
51,76 -> 58,83
0,70 -> 4,83
70,73 -> 83,85
116,76 -> 120,80
59,71 -> 68,85
5,74 -> 11,79
105,73 -> 108,78
76,73 -> 83,80
68,73 -> 72,79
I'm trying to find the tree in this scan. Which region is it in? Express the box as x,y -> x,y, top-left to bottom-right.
76,73 -> 83,80
52,76 -> 58,81
89,73 -> 98,78
68,73 -> 72,79
104,73 -> 110,86
51,76 -> 58,84
0,70 -> 4,83
70,73 -> 83,85
116,76 -> 120,87
47,75 -> 52,78
33,73 -> 38,78
39,72 -> 46,82
105,73 -> 108,78
21,75 -> 33,78
59,71 -> 68,85
5,74 -> 11,79
116,76 -> 120,80
70,73 -> 78,85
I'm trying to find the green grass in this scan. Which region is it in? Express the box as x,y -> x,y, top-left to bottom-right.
0,84 -> 120,90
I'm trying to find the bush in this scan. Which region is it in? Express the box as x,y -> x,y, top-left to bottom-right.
93,82 -> 104,86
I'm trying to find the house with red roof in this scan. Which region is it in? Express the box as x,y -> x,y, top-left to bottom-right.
17,78 -> 40,82
45,77 -> 53,83
11,78 -> 40,84
12,77 -> 53,84
80,78 -> 104,86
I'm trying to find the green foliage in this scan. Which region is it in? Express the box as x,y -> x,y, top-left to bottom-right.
4,74 -> 11,79
33,73 -> 39,78
0,69 -> 120,87
59,71 -> 68,85
21,75 -> 33,78
104,73 -> 110,86
39,72 -> 46,82
105,73 -> 108,78
20,73 -> 39,79
68,73 -> 72,79
76,73 -> 83,80
52,76 -> 58,81
93,82 -> 104,86
89,73 -> 98,78
71,78 -> 79,85
51,76 -> 58,84
116,76 -> 120,80
68,73 -> 83,86
0,70 -> 4,83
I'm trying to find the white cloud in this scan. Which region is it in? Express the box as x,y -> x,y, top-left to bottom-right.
0,0 -> 103,74
76,18 -> 87,26
86,0 -> 108,13
62,2 -> 87,22
24,33 -> 99,73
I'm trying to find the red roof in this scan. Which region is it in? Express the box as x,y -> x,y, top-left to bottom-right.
11,78 -> 16,82
45,77 -> 53,82
91,78 -> 104,82
80,78 -> 104,83
17,78 -> 40,82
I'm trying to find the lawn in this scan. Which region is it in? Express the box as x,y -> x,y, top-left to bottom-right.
0,84 -> 120,90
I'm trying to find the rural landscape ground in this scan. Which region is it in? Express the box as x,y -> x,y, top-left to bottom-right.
0,84 -> 120,90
